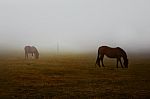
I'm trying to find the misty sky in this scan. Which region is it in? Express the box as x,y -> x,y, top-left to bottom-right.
0,0 -> 150,53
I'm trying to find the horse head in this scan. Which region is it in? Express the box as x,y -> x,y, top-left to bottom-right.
35,51 -> 39,59
124,58 -> 128,68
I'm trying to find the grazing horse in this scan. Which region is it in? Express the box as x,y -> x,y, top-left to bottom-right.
95,46 -> 128,68
24,46 -> 39,59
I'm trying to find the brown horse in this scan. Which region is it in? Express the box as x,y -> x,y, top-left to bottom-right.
24,46 -> 39,59
95,46 -> 128,68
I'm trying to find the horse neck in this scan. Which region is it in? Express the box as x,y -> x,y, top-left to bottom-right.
121,50 -> 127,60
35,50 -> 39,57
34,50 -> 38,55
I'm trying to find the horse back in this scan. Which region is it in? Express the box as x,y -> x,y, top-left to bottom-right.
99,46 -> 122,58
24,46 -> 30,51
24,46 -> 35,53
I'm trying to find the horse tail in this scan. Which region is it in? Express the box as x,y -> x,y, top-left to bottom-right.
95,48 -> 100,66
24,46 -> 28,59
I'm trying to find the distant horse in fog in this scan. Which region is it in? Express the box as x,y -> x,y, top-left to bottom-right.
24,46 -> 39,59
95,46 -> 128,68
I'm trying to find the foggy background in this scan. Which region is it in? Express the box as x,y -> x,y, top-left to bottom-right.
0,0 -> 150,54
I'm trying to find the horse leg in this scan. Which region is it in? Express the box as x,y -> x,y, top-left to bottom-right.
34,53 -> 36,59
25,52 -> 28,59
25,53 -> 26,59
117,58 -> 119,68
26,54 -> 28,59
100,55 -> 104,67
31,53 -> 35,59
119,58 -> 123,68
95,58 -> 100,67
98,58 -> 101,67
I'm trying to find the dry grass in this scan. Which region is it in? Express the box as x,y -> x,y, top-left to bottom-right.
0,54 -> 150,99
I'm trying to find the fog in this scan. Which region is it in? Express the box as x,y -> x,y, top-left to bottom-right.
0,0 -> 150,53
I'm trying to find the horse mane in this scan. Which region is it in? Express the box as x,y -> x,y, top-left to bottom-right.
117,47 -> 127,59
32,46 -> 39,57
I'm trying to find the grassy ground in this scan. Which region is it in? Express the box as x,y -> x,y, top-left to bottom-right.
0,54 -> 150,99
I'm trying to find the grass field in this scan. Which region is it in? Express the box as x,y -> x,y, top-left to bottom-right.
0,54 -> 150,99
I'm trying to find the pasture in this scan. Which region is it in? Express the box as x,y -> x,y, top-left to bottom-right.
0,54 -> 150,98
